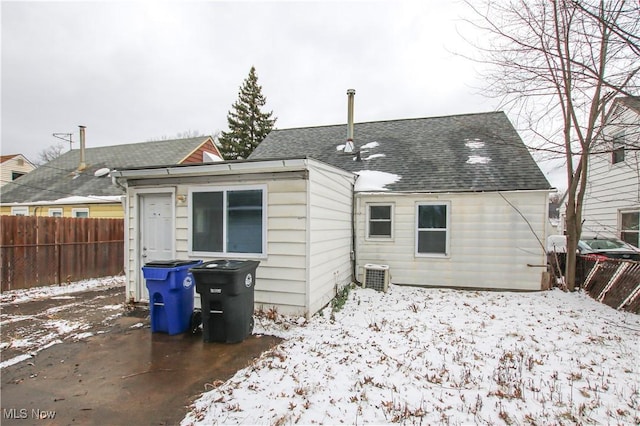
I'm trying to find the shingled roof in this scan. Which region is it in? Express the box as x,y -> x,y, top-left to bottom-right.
1,137 -> 214,203
250,111 -> 551,192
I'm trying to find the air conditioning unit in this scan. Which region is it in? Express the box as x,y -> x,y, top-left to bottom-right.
363,264 -> 390,292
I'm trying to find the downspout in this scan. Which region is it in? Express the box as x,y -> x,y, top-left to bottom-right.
351,175 -> 361,285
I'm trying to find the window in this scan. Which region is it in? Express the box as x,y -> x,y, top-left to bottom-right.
72,208 -> 89,218
48,208 -> 63,217
367,204 -> 393,239
11,171 -> 25,181
620,211 -> 639,247
416,202 -> 450,256
612,133 -> 625,164
190,186 -> 265,255
11,207 -> 28,216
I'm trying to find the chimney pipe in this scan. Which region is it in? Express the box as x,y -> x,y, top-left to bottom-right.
78,125 -> 87,171
345,89 -> 356,153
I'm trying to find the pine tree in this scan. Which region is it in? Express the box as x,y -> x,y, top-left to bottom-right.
218,66 -> 276,160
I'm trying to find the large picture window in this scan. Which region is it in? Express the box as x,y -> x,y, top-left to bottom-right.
367,204 -> 393,239
416,202 -> 450,256
620,211 -> 639,248
191,186 -> 265,255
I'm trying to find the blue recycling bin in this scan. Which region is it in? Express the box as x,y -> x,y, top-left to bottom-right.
142,260 -> 202,335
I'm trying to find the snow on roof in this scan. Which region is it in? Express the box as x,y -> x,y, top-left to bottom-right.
354,170 -> 401,191
464,138 -> 485,149
364,153 -> 385,161
359,141 -> 379,150
466,155 -> 491,164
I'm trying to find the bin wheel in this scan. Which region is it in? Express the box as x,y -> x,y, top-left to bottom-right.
190,311 -> 202,334
249,316 -> 254,335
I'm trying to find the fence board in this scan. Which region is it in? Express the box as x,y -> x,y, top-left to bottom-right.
1,216 -> 124,292
576,256 -> 640,314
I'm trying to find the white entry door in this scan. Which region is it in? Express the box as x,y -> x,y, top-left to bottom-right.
139,193 -> 174,300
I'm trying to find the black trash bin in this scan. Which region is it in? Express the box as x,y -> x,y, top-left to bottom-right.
190,260 -> 260,343
141,259 -> 202,335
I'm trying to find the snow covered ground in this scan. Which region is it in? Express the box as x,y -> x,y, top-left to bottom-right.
0,276 -> 126,369
183,285 -> 640,425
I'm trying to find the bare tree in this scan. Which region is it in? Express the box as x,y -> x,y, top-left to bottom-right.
462,0 -> 639,290
36,142 -> 66,165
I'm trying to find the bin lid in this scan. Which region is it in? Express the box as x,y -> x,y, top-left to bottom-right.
190,259 -> 259,271
144,259 -> 201,268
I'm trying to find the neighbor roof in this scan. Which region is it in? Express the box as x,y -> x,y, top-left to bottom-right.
1,154 -> 18,163
250,111 -> 552,192
0,137 -> 213,203
616,96 -> 640,114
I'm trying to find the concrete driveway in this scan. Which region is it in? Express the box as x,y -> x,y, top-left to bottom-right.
1,284 -> 281,425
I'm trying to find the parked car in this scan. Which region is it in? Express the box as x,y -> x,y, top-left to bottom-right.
547,234 -> 640,261
578,236 -> 640,261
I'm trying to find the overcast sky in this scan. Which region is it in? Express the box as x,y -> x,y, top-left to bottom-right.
1,0 -> 565,188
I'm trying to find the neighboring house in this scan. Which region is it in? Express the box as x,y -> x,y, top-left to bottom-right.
0,154 -> 36,188
114,105 -> 552,318
0,137 -> 223,218
569,96 -> 640,245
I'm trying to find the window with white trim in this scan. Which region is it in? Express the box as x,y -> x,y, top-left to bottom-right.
367,204 -> 393,239
72,208 -> 89,218
416,202 -> 450,256
11,207 -> 29,216
190,186 -> 265,255
620,211 -> 639,247
48,208 -> 63,217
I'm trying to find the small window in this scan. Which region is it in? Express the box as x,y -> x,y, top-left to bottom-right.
367,204 -> 393,239
72,208 -> 89,218
48,208 -> 63,217
11,207 -> 29,216
612,133 -> 625,164
11,171 -> 25,181
190,186 -> 265,255
621,211 -> 639,247
416,202 -> 450,256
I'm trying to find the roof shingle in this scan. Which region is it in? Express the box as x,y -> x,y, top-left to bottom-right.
250,111 -> 551,192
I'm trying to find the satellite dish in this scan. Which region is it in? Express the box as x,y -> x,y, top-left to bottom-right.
94,168 -> 111,177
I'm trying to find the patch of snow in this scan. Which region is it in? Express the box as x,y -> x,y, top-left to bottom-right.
129,323 -> 144,329
354,170 -> 401,191
0,354 -> 33,369
101,304 -> 123,310
360,141 -> 379,150
467,155 -> 491,164
364,153 -> 385,161
69,332 -> 94,340
1,275 -> 125,304
465,140 -> 485,149
183,285 -> 640,426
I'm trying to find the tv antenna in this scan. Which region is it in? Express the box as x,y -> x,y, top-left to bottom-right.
52,132 -> 73,151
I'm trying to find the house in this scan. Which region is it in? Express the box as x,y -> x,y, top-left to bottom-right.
0,135 -> 223,218
572,96 -> 640,246
112,158 -> 355,317
0,154 -> 36,188
251,107 -> 553,291
114,93 -> 552,318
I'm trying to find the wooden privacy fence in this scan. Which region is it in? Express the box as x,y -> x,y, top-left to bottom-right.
1,216 -> 124,292
576,256 -> 640,314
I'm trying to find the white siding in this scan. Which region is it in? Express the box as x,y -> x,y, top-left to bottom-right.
307,163 -> 355,315
355,191 -> 549,290
122,160 -> 354,318
582,105 -> 640,238
0,155 -> 35,188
